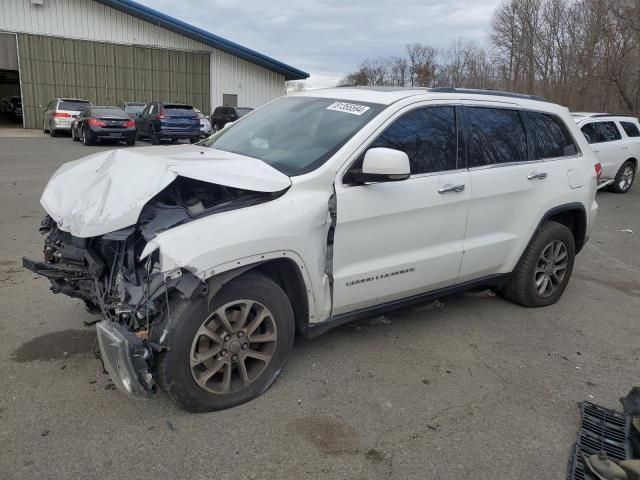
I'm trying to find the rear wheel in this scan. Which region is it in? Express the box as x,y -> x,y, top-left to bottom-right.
49,124 -> 57,137
500,221 -> 575,307
610,160 -> 635,193
82,127 -> 93,146
126,137 -> 136,146
72,127 -> 79,141
155,272 -> 295,412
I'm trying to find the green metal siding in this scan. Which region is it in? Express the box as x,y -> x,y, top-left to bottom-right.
18,34 -> 210,129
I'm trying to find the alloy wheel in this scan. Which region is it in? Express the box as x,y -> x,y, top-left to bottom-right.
534,240 -> 568,297
619,165 -> 634,191
190,300 -> 277,395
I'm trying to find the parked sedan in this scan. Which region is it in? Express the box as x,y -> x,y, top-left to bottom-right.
210,106 -> 253,131
195,108 -> 212,138
43,98 -> 92,136
71,106 -> 136,146
135,102 -> 200,144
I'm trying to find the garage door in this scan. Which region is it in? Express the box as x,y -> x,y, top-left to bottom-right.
17,34 -> 210,129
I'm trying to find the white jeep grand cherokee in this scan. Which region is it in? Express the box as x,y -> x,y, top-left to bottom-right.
24,87 -> 599,411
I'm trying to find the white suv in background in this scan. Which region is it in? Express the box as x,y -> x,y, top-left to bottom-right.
25,87 -> 599,411
573,113 -> 640,193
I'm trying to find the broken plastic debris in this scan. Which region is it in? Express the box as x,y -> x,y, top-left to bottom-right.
618,229 -> 633,233
368,316 -> 392,326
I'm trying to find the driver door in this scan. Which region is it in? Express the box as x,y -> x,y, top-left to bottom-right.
331,105 -> 470,315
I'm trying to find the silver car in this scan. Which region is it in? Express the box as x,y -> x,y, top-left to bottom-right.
43,98 -> 92,137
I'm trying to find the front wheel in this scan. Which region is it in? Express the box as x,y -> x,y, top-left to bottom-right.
500,221 -> 575,307
610,160 -> 635,193
82,128 -> 93,146
155,272 -> 295,412
151,128 -> 160,145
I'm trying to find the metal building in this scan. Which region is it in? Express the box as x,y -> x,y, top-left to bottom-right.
0,0 -> 308,128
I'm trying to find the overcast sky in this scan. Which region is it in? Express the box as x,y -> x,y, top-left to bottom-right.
138,0 -> 502,88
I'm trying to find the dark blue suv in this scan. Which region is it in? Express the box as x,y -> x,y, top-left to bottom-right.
135,102 -> 201,144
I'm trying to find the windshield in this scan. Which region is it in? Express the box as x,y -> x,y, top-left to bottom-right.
203,97 -> 384,175
236,108 -> 253,117
124,104 -> 145,114
59,100 -> 91,111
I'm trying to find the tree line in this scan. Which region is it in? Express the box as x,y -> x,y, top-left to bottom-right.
339,0 -> 640,114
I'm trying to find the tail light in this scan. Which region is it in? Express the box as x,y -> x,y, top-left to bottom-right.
53,112 -> 71,118
595,163 -> 602,180
157,111 -> 167,120
87,118 -> 105,127
124,119 -> 135,128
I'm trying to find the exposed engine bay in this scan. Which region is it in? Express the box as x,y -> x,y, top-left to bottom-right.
23,177 -> 284,396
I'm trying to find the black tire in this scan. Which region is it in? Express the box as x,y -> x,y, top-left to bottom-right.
610,160 -> 636,194
155,272 -> 295,412
126,137 -> 136,146
72,127 -> 79,141
500,221 -> 575,307
49,125 -> 57,137
82,128 -> 93,146
151,128 -> 160,145
189,137 -> 199,144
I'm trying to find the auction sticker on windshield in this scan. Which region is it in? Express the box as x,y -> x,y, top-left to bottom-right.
326,102 -> 370,116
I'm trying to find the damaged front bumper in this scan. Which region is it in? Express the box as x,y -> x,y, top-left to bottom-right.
23,218 -> 205,399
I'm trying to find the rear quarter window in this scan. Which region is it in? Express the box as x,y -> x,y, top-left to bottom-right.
620,121 -> 640,138
523,111 -> 578,159
466,107 -> 527,167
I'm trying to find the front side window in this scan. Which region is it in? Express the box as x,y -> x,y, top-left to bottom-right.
368,106 -> 457,174
581,121 -> 622,143
620,121 -> 640,138
203,96 -> 384,175
467,107 -> 527,167
523,111 -> 578,159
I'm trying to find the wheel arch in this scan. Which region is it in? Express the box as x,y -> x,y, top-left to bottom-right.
625,157 -> 638,173
528,203 -> 588,257
203,255 -> 312,336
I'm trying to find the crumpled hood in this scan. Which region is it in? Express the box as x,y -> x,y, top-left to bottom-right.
41,144 -> 291,238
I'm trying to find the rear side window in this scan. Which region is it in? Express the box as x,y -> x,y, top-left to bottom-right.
581,122 -> 621,143
523,111 -> 578,159
370,106 -> 457,174
620,121 -> 640,138
467,107 -> 527,167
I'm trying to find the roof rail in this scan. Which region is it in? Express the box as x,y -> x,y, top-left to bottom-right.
589,113 -> 637,119
429,87 -> 547,102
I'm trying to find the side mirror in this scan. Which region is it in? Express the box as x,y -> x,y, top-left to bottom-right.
351,148 -> 410,183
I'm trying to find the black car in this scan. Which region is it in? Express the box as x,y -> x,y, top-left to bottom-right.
135,102 -> 200,144
210,106 -> 253,131
71,106 -> 136,146
118,101 -> 147,118
7,96 -> 22,122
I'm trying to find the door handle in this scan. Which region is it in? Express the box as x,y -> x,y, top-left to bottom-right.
592,149 -> 600,153
438,184 -> 465,194
527,172 -> 548,180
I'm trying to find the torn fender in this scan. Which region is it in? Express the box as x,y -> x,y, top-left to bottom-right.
41,145 -> 291,238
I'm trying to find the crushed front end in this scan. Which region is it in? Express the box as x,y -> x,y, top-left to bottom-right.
23,214 -> 205,398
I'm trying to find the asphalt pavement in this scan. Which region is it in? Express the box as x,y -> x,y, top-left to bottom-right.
1,133 -> 639,479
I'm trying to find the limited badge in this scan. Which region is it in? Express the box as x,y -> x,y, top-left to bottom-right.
326,101 -> 370,116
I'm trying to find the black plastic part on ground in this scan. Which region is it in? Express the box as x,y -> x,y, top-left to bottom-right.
566,401 -> 631,480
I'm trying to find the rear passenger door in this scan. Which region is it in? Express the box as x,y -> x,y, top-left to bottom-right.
458,106 -> 581,282
332,105 -> 470,315
580,121 -> 625,179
